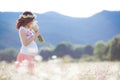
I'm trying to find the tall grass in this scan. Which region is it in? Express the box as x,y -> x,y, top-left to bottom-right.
0,59 -> 120,80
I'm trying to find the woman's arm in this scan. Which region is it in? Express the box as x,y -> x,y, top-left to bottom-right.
20,29 -> 39,46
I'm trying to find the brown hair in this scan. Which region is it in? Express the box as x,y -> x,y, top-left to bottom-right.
16,11 -> 35,30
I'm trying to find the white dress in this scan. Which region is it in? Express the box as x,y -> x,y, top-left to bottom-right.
19,26 -> 38,55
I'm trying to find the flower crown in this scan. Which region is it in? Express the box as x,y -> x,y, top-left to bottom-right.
19,14 -> 36,18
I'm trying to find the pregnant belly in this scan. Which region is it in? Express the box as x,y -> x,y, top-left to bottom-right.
26,42 -> 38,54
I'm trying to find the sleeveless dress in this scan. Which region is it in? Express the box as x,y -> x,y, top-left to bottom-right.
16,26 -> 38,69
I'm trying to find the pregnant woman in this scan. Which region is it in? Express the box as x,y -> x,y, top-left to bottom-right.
15,11 -> 39,75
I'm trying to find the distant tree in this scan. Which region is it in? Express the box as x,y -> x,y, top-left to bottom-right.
39,45 -> 54,61
107,35 -> 120,61
72,46 -> 84,59
93,41 -> 108,61
0,48 -> 18,62
54,42 -> 73,57
40,49 -> 53,61
83,44 -> 93,55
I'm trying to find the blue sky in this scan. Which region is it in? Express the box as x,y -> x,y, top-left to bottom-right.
0,0 -> 120,17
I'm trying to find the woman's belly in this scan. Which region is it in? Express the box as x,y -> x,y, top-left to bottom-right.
20,41 -> 38,55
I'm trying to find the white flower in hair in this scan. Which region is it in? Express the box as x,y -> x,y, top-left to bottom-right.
20,14 -> 36,18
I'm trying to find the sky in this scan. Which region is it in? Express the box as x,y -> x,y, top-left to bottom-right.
0,0 -> 120,17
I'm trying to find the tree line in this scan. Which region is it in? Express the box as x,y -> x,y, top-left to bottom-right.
0,35 -> 120,62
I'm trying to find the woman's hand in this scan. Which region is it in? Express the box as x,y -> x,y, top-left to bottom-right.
34,31 -> 40,39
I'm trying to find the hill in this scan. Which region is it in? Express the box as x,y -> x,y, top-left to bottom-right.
0,10 -> 120,49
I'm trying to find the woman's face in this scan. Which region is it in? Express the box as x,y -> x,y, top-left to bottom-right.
26,21 -> 34,29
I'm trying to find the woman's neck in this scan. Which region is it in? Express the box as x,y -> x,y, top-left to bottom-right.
24,25 -> 32,31
24,25 -> 29,29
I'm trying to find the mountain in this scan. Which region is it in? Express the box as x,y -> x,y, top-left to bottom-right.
0,10 -> 120,49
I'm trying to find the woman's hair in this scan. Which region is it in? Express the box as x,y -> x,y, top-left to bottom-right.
16,11 -> 35,30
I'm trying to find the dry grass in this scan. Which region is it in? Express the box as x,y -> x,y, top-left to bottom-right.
0,59 -> 120,80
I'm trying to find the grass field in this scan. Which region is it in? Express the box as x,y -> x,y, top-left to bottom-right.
0,59 -> 120,80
